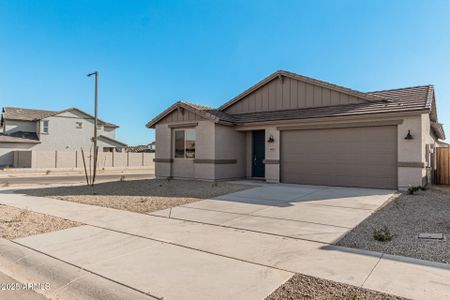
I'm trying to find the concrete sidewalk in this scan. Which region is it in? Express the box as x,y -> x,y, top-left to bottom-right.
12,226 -> 291,300
0,238 -> 157,300
1,188 -> 450,299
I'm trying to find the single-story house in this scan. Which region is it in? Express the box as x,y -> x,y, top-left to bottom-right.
146,70 -> 446,190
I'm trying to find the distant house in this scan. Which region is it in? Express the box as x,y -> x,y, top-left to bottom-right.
149,141 -> 156,151
0,107 -> 127,166
126,141 -> 155,153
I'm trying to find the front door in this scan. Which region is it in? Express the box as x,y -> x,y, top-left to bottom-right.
252,130 -> 265,177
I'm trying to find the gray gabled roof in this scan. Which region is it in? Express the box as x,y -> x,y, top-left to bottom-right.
2,107 -> 118,128
146,101 -> 235,128
146,71 -> 442,136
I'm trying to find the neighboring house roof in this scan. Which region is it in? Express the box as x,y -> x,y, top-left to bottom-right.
146,71 -> 443,137
98,135 -> 128,147
1,107 -> 119,128
126,144 -> 153,152
0,131 -> 40,144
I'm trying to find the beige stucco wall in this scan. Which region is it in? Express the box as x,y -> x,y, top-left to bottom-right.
154,121 -> 246,180
396,114 -> 435,189
193,121 -> 215,179
154,124 -> 172,178
214,124 -> 246,180
265,126 -> 280,183
154,110 -> 437,189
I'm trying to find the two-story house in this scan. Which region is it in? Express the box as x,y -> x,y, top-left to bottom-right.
0,107 -> 127,166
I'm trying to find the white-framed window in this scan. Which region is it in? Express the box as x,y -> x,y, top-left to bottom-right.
174,129 -> 196,159
76,122 -> 83,129
42,120 -> 49,134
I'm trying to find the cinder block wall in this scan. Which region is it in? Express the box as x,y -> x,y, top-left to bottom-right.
12,150 -> 154,169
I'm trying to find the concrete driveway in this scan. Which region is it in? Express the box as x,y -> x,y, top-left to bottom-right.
151,183 -> 395,244
4,183 -> 450,300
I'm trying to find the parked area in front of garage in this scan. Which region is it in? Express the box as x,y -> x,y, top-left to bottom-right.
150,181 -> 396,243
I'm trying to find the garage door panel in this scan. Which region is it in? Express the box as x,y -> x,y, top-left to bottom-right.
280,126 -> 397,189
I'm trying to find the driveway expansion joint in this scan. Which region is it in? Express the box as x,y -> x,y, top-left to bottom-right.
167,205 -> 352,229
148,212 -> 340,245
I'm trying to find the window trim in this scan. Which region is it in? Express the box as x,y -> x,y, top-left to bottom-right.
173,128 -> 196,160
42,120 -> 49,134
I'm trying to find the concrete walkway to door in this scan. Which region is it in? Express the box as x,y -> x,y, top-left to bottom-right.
0,183 -> 449,299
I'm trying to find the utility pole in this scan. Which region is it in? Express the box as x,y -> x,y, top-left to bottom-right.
87,71 -> 99,186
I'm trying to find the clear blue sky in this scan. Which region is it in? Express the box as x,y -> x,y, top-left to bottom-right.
1,0 -> 449,145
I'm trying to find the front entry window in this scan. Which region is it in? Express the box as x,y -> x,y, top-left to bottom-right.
174,129 -> 196,159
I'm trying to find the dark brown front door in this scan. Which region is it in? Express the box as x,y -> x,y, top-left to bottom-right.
252,130 -> 265,177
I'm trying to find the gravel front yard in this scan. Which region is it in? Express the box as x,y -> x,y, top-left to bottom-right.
0,205 -> 80,240
337,186 -> 450,264
266,273 -> 407,300
20,179 -> 253,214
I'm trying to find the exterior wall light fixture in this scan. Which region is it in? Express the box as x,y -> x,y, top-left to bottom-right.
267,135 -> 275,143
404,130 -> 413,140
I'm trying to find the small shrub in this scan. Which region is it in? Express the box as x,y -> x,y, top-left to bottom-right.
407,186 -> 421,195
119,175 -> 126,182
420,186 -> 427,191
373,226 -> 393,242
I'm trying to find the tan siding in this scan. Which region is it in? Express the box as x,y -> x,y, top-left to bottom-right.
224,76 -> 368,114
158,108 -> 206,124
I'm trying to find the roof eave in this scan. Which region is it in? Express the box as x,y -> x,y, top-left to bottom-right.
233,109 -> 429,127
98,135 -> 128,147
431,122 -> 446,140
146,102 -> 222,128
